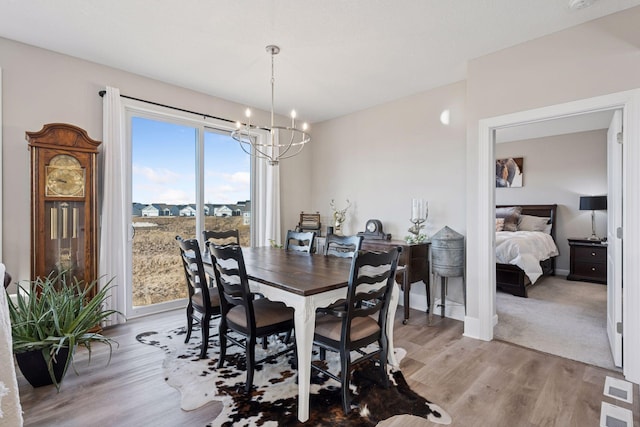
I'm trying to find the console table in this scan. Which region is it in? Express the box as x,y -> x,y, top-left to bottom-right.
362,240 -> 429,323
567,238 -> 607,284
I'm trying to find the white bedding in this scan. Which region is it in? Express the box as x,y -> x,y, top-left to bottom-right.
496,231 -> 559,284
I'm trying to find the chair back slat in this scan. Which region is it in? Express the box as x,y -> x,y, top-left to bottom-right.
284,230 -> 316,253
203,229 -> 240,247
176,235 -> 213,311
324,234 -> 363,258
344,248 -> 401,334
208,243 -> 255,326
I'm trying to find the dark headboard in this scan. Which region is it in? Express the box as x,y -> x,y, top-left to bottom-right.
497,204 -> 558,240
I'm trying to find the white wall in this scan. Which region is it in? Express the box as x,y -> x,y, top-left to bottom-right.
465,6 -> 640,324
310,81 -> 468,313
495,130 -> 608,273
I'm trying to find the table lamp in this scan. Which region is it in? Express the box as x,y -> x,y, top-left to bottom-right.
579,195 -> 607,241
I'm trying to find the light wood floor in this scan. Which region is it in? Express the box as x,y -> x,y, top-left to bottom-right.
16,308 -> 639,426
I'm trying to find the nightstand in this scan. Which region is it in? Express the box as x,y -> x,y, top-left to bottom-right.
567,238 -> 607,284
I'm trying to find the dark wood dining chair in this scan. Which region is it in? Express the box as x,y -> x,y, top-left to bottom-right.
203,229 -> 240,247
175,235 -> 221,359
323,234 -> 363,258
284,230 -> 316,253
208,243 -> 296,393
311,247 -> 401,413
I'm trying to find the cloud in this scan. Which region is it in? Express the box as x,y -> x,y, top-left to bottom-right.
133,164 -> 184,184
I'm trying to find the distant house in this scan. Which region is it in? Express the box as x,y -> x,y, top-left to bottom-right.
132,202 -> 146,216
179,205 -> 197,216
214,205 -> 233,217
141,204 -> 159,217
135,201 -> 249,218
157,204 -> 179,216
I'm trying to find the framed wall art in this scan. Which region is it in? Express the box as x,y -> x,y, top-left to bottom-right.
496,157 -> 523,188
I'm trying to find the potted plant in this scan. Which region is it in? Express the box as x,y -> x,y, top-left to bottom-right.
7,271 -> 121,390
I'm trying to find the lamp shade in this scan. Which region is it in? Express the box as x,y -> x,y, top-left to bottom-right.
579,195 -> 607,211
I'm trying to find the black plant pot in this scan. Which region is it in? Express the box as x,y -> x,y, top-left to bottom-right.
15,347 -> 70,388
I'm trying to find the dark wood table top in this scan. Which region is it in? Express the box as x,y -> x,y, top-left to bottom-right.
206,246 -> 352,297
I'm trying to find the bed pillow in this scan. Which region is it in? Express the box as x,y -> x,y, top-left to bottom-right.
496,218 -> 505,232
495,206 -> 522,232
518,214 -> 551,232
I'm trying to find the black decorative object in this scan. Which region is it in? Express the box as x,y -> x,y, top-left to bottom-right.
16,347 -> 70,388
358,219 -> 391,240
579,195 -> 607,240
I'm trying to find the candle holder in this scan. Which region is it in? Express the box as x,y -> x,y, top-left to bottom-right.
407,199 -> 428,243
408,218 -> 426,236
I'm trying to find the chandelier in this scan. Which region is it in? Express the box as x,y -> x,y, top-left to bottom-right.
231,45 -> 311,166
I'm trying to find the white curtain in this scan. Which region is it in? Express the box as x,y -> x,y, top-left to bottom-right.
0,263 -> 23,426
255,132 -> 281,247
99,87 -> 127,326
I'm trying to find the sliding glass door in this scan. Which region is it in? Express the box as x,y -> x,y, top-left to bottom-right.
127,114 -> 252,318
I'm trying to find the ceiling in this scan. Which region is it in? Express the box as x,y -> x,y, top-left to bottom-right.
1,0 -> 639,124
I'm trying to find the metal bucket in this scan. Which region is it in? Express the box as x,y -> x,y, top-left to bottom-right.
431,226 -> 464,277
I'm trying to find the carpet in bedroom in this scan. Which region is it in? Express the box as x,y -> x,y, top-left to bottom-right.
494,276 -> 616,371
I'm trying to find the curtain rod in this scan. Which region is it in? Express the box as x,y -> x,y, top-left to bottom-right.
98,90 -> 268,130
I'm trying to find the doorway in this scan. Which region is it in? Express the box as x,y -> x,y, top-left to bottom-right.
492,117 -> 615,369
466,89 -> 640,384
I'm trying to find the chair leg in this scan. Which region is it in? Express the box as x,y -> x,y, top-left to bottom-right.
245,336 -> 257,393
261,336 -> 267,349
379,338 -> 390,388
340,349 -> 352,414
199,315 -> 210,359
217,324 -> 227,369
319,347 -> 326,361
185,306 -> 193,343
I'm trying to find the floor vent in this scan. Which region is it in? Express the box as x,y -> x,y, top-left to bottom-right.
604,376 -> 634,404
600,402 -> 633,427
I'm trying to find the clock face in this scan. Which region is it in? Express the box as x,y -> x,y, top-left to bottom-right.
366,219 -> 383,234
45,155 -> 85,197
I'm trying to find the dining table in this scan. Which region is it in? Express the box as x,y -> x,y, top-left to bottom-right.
203,246 -> 400,423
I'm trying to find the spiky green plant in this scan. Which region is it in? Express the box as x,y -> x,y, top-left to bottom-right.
7,271 -> 121,390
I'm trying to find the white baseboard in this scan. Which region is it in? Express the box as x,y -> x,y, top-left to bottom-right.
432,297 -> 465,321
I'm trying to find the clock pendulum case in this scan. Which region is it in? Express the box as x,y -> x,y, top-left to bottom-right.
26,123 -> 101,292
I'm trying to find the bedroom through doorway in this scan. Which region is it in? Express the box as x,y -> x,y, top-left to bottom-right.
492,109 -> 620,370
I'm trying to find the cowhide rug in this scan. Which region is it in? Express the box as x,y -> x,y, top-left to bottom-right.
136,327 -> 451,426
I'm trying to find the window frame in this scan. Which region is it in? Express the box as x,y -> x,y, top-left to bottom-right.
122,98 -> 258,318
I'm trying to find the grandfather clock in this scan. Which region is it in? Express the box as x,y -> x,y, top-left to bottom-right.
26,123 -> 101,292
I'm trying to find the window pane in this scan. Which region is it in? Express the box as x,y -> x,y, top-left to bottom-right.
203,129 -> 251,246
131,117 -> 196,308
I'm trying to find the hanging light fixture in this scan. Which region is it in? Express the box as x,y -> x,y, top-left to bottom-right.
231,45 -> 310,166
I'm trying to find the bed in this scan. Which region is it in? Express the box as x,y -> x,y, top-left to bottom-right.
495,204 -> 559,297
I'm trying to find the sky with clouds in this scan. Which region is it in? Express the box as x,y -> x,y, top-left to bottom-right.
131,117 -> 250,205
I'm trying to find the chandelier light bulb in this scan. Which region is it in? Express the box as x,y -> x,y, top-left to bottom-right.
290,110 -> 297,119
303,123 -> 308,131
245,108 -> 252,118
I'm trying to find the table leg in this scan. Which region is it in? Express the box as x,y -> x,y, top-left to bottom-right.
294,301 -> 314,423
387,281 -> 400,368
440,276 -> 446,318
402,270 -> 410,324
